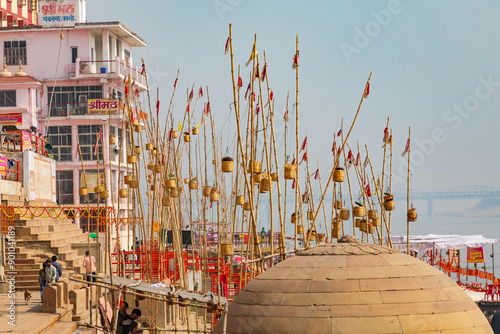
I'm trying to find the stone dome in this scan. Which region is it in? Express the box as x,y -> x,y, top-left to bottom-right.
214,237 -> 492,333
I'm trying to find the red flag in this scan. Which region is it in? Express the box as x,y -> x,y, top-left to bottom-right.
255,64 -> 260,80
355,153 -> 360,167
283,109 -> 289,122
314,169 -> 319,180
162,154 -> 165,165
156,100 -> 160,117
331,140 -> 336,153
300,152 -> 308,164
256,103 -> 260,114
244,83 -> 251,99
224,37 -> 231,55
337,146 -> 341,155
383,127 -> 388,143
401,138 -> 410,157
300,137 -> 307,151
186,101 -> 190,113
270,91 -> 273,101
292,179 -> 295,189
337,129 -> 343,137
238,76 -> 243,88
206,102 -> 211,113
198,87 -> 203,98
364,82 -> 370,98
125,86 -> 129,97
291,156 -> 296,166
188,89 -> 194,102
292,50 -> 299,69
140,64 -> 145,75
365,184 -> 372,197
174,78 -> 178,88
210,201 -> 213,209
169,129 -> 173,141
261,63 -> 267,80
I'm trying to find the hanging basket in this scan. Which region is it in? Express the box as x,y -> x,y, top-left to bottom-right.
307,210 -> 315,221
368,224 -> 375,234
408,208 -> 417,222
291,213 -> 300,224
79,187 -> 88,197
183,132 -> 190,142
109,135 -> 116,145
332,217 -> 341,230
153,164 -> 161,173
192,127 -> 199,135
331,228 -> 341,239
247,160 -> 262,174
371,217 -> 381,227
152,149 -> 157,156
221,157 -> 234,173
359,219 -> 368,232
317,233 -> 326,242
129,180 -> 139,188
179,186 -> 184,193
210,189 -> 219,202
172,130 -> 178,139
127,155 -> 137,164
253,173 -> 262,185
243,201 -> 251,211
355,218 -> 362,228
296,224 -> 304,235
183,178 -> 189,184
302,193 -> 309,204
166,179 -> 176,189
162,197 -> 169,206
146,143 -> 154,151
334,200 -> 342,210
353,206 -> 365,217
100,190 -> 109,199
307,230 -> 316,241
94,186 -> 102,194
284,164 -> 296,180
260,178 -> 270,192
189,180 -> 198,190
368,210 -> 378,219
124,175 -> 133,184
271,173 -> 278,181
119,189 -> 128,198
147,163 -> 154,171
333,167 -> 344,182
134,124 -> 142,132
132,118 -> 139,126
221,242 -> 234,256
384,199 -> 395,211
203,186 -> 211,197
170,189 -> 179,198
236,195 -> 245,206
339,209 -> 350,220
135,146 -> 141,155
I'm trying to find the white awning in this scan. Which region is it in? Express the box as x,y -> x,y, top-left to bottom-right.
388,234 -> 500,252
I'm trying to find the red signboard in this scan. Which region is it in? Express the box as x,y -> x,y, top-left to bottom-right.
0,113 -> 22,126
21,131 -> 31,151
467,247 -> 485,263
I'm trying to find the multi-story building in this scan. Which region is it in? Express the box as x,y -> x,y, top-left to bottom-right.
0,0 -> 147,243
0,0 -> 39,27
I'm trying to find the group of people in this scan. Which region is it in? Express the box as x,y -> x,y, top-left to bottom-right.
115,301 -> 143,334
38,256 -> 62,301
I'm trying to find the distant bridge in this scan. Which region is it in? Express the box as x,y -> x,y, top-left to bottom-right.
393,185 -> 500,217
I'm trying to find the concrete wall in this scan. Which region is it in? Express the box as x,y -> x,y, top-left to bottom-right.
22,150 -> 56,202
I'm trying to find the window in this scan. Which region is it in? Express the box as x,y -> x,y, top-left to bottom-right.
0,90 -> 16,107
80,169 -> 105,205
71,47 -> 78,64
4,41 -> 27,66
47,126 -> 72,161
56,170 -> 73,205
48,85 -> 102,116
78,125 -> 103,161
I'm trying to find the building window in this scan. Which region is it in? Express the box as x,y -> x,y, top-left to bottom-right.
48,85 -> 103,116
47,126 -> 72,161
78,125 -> 103,161
56,170 -> 73,205
71,47 -> 78,64
0,90 -> 16,107
4,41 -> 27,66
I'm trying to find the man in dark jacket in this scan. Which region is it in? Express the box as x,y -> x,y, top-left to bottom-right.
121,308 -> 141,334
51,256 -> 62,282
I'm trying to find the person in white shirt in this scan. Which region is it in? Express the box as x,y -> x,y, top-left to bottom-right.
82,250 -> 97,282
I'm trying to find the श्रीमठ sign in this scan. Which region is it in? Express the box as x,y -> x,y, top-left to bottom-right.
38,0 -> 82,27
88,99 -> 120,115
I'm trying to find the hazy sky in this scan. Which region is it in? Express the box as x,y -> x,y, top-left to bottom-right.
88,0 -> 500,194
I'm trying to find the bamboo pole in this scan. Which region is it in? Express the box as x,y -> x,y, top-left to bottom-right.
407,127 -> 411,253
294,35 -> 300,252
380,117 -> 390,244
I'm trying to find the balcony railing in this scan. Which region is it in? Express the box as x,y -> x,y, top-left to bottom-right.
75,57 -> 147,87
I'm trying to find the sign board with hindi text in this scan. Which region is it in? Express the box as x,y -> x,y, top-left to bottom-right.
38,0 -> 84,27
0,113 -> 22,126
467,246 -> 485,263
21,131 -> 31,152
0,156 -> 6,178
88,99 -> 120,115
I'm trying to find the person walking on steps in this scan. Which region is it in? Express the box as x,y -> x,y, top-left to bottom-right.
45,259 -> 56,286
83,250 -> 97,283
51,255 -> 62,282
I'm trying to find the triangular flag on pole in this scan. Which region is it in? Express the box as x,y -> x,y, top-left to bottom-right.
314,168 -> 319,180
382,127 -> 389,143
245,44 -> 256,67
300,152 -> 308,164
224,37 -> 231,55
365,183 -> 372,197
363,81 -> 370,98
174,78 -> 178,88
337,128 -> 343,137
198,87 -> 203,98
355,152 -> 360,167
363,156 -> 369,168
292,50 -> 299,69
300,137 -> 307,151
156,100 -> 160,117
188,89 -> 194,102
401,138 -> 410,157
244,83 -> 251,99
178,121 -> 182,131
238,77 -> 243,88
261,63 -> 267,80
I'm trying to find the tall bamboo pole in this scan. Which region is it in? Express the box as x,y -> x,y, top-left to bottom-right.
294,35 -> 300,252
407,127 -> 411,253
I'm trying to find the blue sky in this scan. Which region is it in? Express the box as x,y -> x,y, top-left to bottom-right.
88,0 -> 500,194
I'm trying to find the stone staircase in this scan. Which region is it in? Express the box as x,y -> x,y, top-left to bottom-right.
2,195 -> 87,291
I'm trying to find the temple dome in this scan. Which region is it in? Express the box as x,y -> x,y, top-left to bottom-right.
214,236 -> 492,333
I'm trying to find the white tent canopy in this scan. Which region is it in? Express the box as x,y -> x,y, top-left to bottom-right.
388,234 -> 500,252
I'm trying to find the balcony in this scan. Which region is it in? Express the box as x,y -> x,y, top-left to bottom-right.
74,57 -> 147,89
